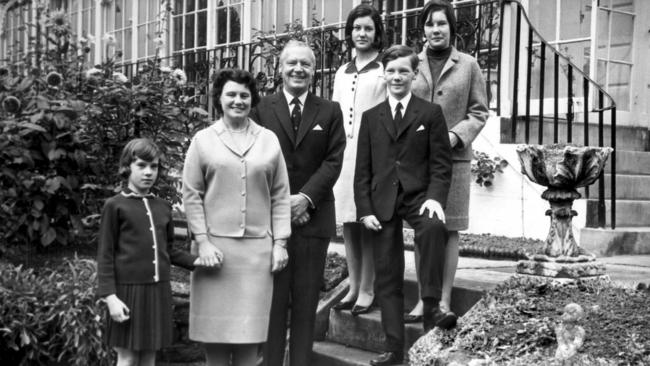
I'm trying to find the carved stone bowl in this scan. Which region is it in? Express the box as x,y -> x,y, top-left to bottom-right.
516,144 -> 613,192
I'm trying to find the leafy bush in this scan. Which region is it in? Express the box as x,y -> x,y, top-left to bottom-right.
471,150 -> 508,187
0,8 -> 209,257
0,258 -> 113,366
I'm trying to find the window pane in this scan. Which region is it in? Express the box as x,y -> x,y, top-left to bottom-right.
309,0 -> 323,25
185,14 -> 195,48
528,0 -> 557,40
174,0 -> 183,13
277,0 -> 290,31
609,12 -> 633,62
293,0 -> 302,25
596,9 -> 609,59
83,0 -> 91,8
262,0 -> 276,32
148,23 -> 156,56
198,0 -> 207,10
186,0 -> 195,13
197,11 -> 207,47
560,0 -> 590,39
230,5 -> 242,42
149,0 -> 158,21
558,40 -> 590,75
123,0 -> 132,26
608,62 -> 630,110
124,28 -> 132,60
114,0 -> 123,29
138,0 -> 147,23
173,15 -> 183,50
138,25 -> 146,58
609,0 -> 634,12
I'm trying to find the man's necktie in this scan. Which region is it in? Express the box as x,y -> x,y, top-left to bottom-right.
394,102 -> 403,133
291,97 -> 301,134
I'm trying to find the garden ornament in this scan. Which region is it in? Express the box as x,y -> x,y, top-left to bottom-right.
515,144 -> 612,279
554,303 -> 585,362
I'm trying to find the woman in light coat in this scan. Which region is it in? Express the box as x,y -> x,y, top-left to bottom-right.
331,4 -> 386,315
407,0 -> 488,328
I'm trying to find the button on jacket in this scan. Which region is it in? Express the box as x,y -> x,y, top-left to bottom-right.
182,119 -> 291,241
97,192 -> 198,297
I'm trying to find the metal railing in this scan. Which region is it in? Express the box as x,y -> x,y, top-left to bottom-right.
499,0 -> 616,228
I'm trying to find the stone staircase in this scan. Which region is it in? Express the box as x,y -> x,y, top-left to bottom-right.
581,149 -> 650,256
311,258 -> 497,366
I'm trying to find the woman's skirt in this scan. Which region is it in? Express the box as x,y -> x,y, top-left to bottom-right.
189,235 -> 273,343
445,161 -> 472,231
104,281 -> 173,350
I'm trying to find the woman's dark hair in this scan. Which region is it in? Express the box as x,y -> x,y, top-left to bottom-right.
118,138 -> 163,179
419,0 -> 457,41
212,68 -> 260,115
344,4 -> 385,51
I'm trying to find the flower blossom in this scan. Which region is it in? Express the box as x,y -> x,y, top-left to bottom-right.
102,33 -> 117,46
112,72 -> 128,83
2,96 -> 21,114
159,66 -> 172,73
85,67 -> 103,78
46,71 -> 63,87
172,69 -> 187,86
153,36 -> 165,49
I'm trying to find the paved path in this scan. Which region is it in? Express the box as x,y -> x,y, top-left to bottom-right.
328,242 -> 650,286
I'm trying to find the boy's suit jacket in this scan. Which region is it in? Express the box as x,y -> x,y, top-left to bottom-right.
250,92 -> 346,238
354,95 -> 452,222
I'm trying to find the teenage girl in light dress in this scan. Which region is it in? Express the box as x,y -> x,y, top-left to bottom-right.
331,4 -> 387,315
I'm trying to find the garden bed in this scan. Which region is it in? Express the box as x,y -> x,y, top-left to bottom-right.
409,277 -> 650,365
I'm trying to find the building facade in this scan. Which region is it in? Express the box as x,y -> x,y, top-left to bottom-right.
1,0 -> 648,126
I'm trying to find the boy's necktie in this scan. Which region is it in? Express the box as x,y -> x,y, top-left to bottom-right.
394,102 -> 403,133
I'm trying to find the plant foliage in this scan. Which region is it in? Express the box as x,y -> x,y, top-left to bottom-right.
0,7 -> 210,257
471,150 -> 508,187
0,258 -> 113,366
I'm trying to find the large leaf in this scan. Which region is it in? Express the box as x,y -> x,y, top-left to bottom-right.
40,227 -> 57,246
18,121 -> 47,133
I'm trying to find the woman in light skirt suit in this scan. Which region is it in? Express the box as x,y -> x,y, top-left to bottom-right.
182,69 -> 291,366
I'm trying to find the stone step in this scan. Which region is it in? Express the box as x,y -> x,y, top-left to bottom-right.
326,307 -> 424,354
579,174 -> 650,200
580,227 -> 650,257
606,150 -> 650,175
586,199 -> 650,228
500,117 -> 648,151
312,341 -> 407,366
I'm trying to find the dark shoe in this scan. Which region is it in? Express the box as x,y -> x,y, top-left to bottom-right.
351,303 -> 374,316
423,307 -> 443,332
333,300 -> 355,311
403,313 -> 423,323
369,351 -> 403,366
435,310 -> 458,330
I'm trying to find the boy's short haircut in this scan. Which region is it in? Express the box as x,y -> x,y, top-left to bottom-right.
381,45 -> 418,70
118,138 -> 163,179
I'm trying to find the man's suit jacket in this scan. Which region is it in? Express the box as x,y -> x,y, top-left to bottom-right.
250,92 -> 346,238
354,95 -> 452,222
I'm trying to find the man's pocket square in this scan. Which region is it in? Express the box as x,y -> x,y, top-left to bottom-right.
416,125 -> 425,131
313,124 -> 323,131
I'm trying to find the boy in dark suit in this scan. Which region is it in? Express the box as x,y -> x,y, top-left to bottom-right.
354,45 -> 452,366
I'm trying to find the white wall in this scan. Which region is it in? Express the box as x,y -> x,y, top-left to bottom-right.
466,113 -> 587,241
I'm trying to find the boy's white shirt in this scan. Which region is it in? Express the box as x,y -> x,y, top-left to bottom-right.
387,92 -> 412,118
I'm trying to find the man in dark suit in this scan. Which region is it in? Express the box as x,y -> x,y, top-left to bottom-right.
250,40 -> 346,366
354,45 -> 453,366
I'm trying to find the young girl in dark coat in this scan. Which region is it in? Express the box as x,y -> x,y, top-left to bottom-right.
97,138 -> 211,366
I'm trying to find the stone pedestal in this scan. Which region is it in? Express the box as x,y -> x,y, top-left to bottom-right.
516,260 -> 606,279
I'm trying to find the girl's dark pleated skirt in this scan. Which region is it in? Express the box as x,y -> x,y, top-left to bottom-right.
104,281 -> 173,351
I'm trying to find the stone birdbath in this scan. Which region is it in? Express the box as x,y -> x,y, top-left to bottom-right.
515,144 -> 613,279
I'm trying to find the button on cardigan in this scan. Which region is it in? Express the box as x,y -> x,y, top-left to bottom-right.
96,192 -> 198,297
182,119 -> 291,241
